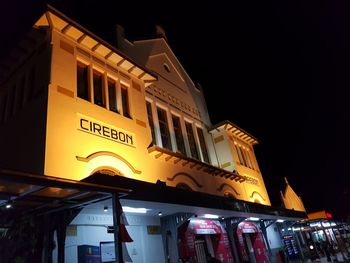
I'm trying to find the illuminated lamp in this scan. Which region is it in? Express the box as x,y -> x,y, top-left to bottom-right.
103,206 -> 108,212
326,213 -> 332,219
203,214 -> 219,219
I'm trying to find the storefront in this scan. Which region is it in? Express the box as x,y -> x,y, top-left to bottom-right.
291,219 -> 350,262
178,219 -> 233,263
235,221 -> 270,263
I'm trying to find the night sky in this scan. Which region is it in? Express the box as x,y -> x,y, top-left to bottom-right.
1,0 -> 349,219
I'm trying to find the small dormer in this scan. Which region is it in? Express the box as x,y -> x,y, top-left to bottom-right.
209,120 -> 259,172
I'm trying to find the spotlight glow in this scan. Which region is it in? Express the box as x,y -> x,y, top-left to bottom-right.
122,206 -> 148,213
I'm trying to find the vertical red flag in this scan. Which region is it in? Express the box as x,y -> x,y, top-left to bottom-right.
116,198 -> 133,243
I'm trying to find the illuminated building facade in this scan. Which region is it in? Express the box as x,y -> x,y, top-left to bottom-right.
115,27 -> 271,205
0,6 -> 307,263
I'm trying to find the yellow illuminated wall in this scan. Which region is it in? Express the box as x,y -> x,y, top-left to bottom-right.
40,10 -> 271,205
281,178 -> 306,212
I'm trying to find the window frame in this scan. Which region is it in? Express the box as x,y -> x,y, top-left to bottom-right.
156,106 -> 172,151
121,84 -> 131,118
196,126 -> 210,163
146,100 -> 157,145
171,113 -> 186,155
76,61 -> 90,102
185,120 -> 199,160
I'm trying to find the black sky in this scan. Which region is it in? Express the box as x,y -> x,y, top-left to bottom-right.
1,0 -> 349,219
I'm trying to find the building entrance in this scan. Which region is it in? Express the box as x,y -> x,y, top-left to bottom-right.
178,219 -> 234,263
236,222 -> 270,263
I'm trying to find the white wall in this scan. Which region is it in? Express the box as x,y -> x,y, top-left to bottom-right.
266,223 -> 283,249
61,211 -> 165,263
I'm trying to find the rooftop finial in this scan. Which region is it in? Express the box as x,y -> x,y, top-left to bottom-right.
155,25 -> 167,41
284,177 -> 289,185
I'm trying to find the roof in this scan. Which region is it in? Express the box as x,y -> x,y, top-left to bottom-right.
0,5 -> 157,88
210,120 -> 259,145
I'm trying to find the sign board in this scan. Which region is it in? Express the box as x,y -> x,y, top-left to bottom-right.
77,114 -> 135,147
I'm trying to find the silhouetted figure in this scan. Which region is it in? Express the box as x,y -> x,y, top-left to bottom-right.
321,241 -> 332,262
206,253 -> 221,263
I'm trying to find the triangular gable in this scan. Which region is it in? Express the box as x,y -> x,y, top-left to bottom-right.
147,52 -> 187,92
133,38 -> 197,90
281,178 -> 306,212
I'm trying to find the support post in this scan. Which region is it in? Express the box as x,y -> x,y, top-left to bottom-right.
224,218 -> 241,263
112,193 -> 124,263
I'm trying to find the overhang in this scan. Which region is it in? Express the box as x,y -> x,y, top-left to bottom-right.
0,169 -> 131,226
210,120 -> 259,145
148,145 -> 245,182
83,173 -> 307,221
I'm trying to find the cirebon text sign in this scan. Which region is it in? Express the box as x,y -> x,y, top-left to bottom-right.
77,114 -> 135,147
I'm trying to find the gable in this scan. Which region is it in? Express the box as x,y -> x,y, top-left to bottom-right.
146,53 -> 187,92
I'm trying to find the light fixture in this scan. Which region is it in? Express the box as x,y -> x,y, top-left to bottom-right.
122,206 -> 148,214
158,211 -> 162,216
276,219 -> 284,223
246,217 -> 260,221
203,214 -> 219,219
5,199 -> 12,209
103,206 -> 108,212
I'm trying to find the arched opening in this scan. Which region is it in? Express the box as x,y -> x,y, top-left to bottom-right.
254,199 -> 261,204
176,182 -> 193,191
224,192 -> 236,199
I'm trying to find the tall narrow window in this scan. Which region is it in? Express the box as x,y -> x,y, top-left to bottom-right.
157,107 -> 171,150
121,85 -> 130,118
108,78 -> 118,113
77,62 -> 89,101
235,144 -> 244,165
244,149 -> 253,169
238,146 -> 248,167
185,121 -> 199,160
93,70 -> 105,107
196,127 -> 209,163
172,115 -> 186,155
146,101 -> 156,144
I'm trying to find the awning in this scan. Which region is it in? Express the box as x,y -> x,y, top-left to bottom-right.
83,173 -> 307,221
0,169 -> 131,226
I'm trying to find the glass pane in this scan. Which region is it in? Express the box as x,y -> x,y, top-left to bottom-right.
197,127 -> 209,163
157,107 -> 171,150
146,101 -> 156,144
108,79 -> 118,113
121,86 -> 130,118
185,122 -> 199,160
77,63 -> 89,101
93,71 -> 105,107
172,115 -> 186,155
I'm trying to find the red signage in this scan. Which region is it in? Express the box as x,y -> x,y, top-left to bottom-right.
178,219 -> 234,263
326,213 -> 333,219
236,222 -> 270,263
